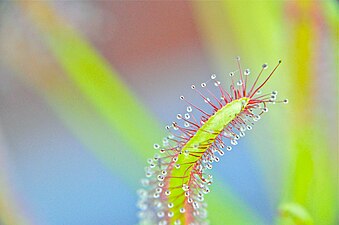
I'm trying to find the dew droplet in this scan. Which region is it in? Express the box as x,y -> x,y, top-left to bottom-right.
157,175 -> 164,181
154,154 -> 160,160
159,220 -> 167,225
231,139 -> 238,145
154,201 -> 162,208
214,81 -> 220,86
146,172 -> 152,178
182,184 -> 189,191
153,193 -> 160,198
156,187 -> 162,193
168,211 -> 174,218
193,201 -> 200,210
203,187 -> 210,194
157,211 -> 165,218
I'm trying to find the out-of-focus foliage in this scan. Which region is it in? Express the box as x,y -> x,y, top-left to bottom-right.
193,1 -> 337,224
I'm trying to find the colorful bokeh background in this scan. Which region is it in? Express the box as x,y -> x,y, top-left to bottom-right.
0,1 -> 337,225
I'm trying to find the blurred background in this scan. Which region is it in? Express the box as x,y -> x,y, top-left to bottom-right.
0,1 -> 337,225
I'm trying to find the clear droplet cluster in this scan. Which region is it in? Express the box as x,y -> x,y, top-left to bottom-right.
138,58 -> 287,225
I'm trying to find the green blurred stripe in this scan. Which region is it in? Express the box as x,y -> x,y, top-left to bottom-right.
19,1 -> 163,161
1,20 -> 144,187
193,1 -> 337,224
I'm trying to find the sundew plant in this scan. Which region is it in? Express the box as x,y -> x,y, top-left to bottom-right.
0,1 -> 337,225
138,58 -> 288,225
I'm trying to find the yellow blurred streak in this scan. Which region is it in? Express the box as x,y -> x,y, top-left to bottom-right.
17,1 -> 164,162
0,180 -> 30,225
0,3 -> 153,223
193,0 -> 337,224
283,1 -> 337,224
0,5 -> 145,186
1,40 -> 139,180
193,1 -> 285,68
0,127 -> 33,225
0,182 -> 31,225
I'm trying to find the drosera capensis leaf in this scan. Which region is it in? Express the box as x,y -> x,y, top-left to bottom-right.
138,57 -> 288,225
15,3 -> 269,224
